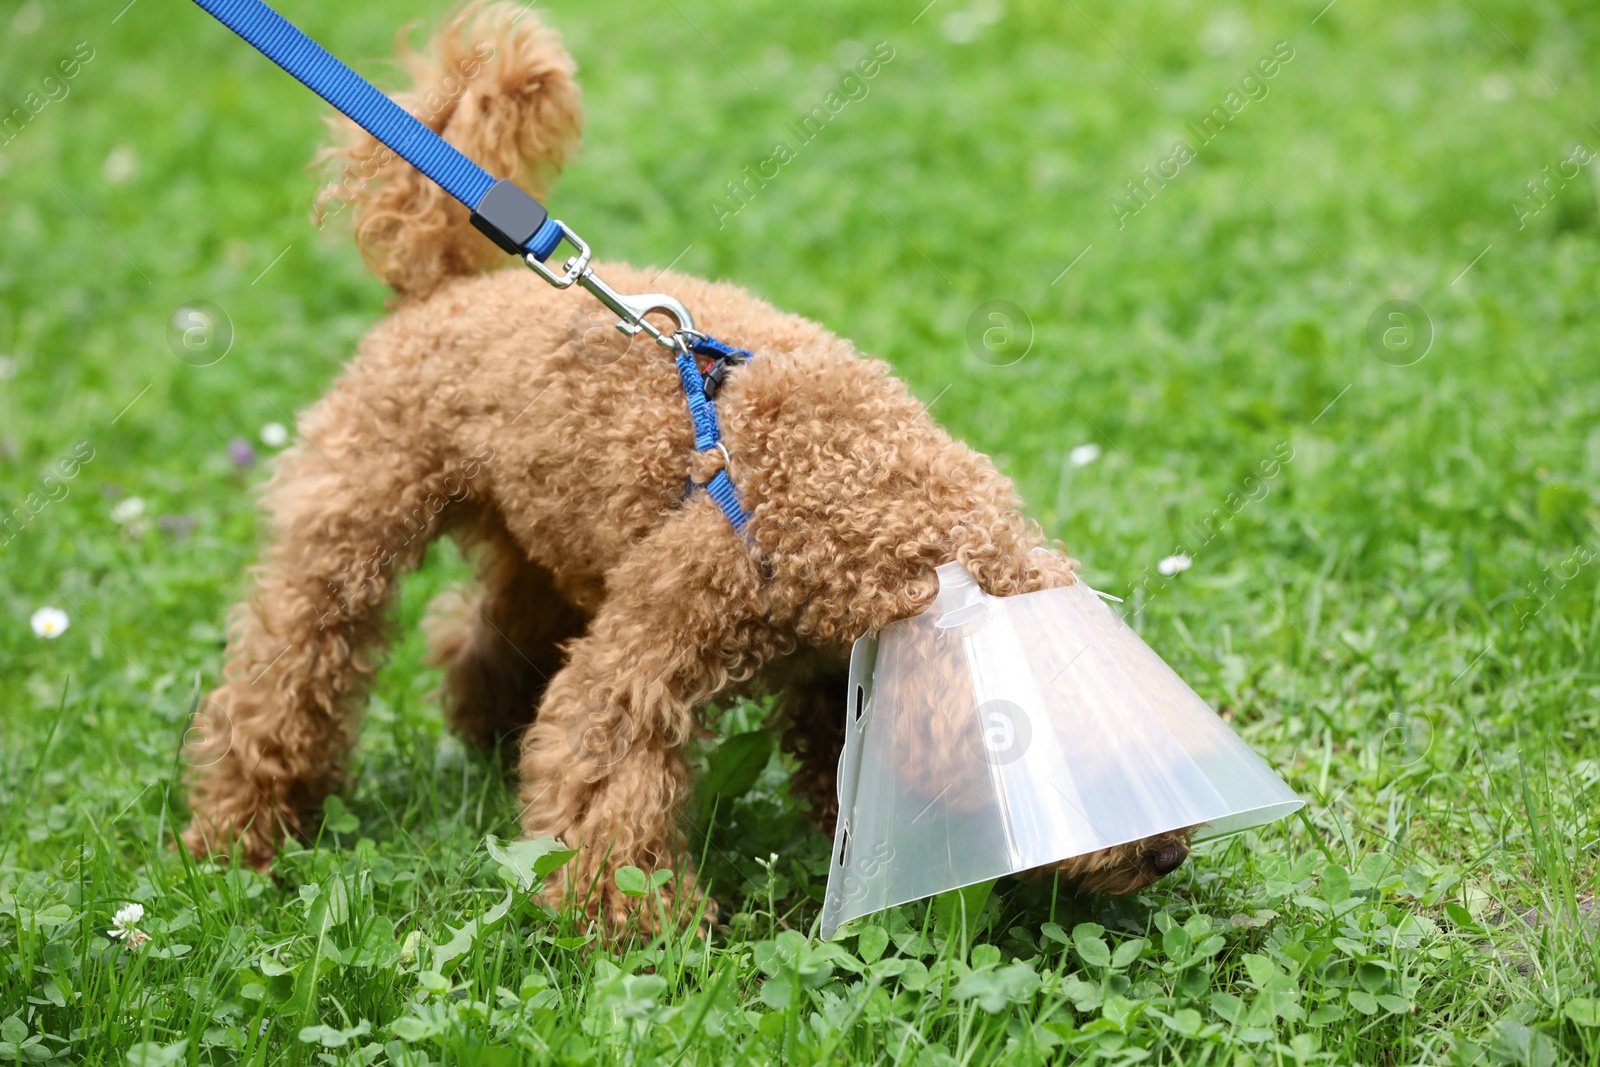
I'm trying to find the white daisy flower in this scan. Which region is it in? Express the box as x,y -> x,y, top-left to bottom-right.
1068,443 -> 1102,468
109,902 -> 149,947
30,606 -> 69,639
259,422 -> 289,448
110,496 -> 146,525
1157,553 -> 1193,577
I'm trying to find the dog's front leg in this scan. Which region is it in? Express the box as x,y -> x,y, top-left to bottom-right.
516,503 -> 768,934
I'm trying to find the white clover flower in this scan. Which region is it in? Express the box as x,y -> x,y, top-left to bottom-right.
1480,73 -> 1515,102
102,145 -> 139,185
30,606 -> 69,639
110,902 -> 143,933
260,422 -> 289,448
941,12 -> 983,43
109,902 -> 149,947
942,0 -> 1002,43
1068,443 -> 1102,468
110,496 -> 146,525
1157,553 -> 1193,577
10,3 -> 44,37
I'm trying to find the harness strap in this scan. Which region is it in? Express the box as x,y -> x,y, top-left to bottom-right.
675,350 -> 749,533
190,0 -> 564,262
704,472 -> 748,535
674,352 -> 722,452
688,335 -> 750,363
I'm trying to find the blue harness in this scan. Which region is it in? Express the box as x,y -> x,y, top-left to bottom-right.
189,0 -> 752,533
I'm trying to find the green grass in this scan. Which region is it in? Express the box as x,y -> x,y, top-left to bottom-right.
3,0 -> 1600,1062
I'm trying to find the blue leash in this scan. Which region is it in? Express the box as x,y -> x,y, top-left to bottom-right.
189,0 -> 752,533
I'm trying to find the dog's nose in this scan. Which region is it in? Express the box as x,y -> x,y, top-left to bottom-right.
1147,844 -> 1189,876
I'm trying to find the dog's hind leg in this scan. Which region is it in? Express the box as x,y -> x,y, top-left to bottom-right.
182,402 -> 470,869
425,516 -> 588,749
516,502 -> 771,933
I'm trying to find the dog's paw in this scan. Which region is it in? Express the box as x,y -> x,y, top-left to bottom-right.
179,818 -> 278,872
1044,829 -> 1193,895
541,864 -> 718,941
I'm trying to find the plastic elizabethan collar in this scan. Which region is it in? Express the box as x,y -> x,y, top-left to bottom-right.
820,562 -> 1302,940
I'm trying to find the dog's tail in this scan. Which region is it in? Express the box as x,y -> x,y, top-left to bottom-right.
314,2 -> 582,299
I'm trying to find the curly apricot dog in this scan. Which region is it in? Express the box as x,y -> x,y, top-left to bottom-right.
181,2 -> 1190,927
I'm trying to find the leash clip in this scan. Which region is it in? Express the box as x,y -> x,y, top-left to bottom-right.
525,220 -> 696,350
578,275 -> 697,351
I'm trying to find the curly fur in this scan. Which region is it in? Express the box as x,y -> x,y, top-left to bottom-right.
183,2 -> 1190,929
313,2 -> 582,298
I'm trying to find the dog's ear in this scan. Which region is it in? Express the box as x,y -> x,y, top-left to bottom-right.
313,2 -> 583,299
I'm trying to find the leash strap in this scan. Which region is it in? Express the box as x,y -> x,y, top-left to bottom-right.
190,0 -> 564,261
189,0 -> 755,534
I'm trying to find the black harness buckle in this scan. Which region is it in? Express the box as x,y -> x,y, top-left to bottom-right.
696,343 -> 752,400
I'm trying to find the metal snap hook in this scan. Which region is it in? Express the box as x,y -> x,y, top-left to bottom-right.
523,220 -> 698,350
576,271 -> 698,349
